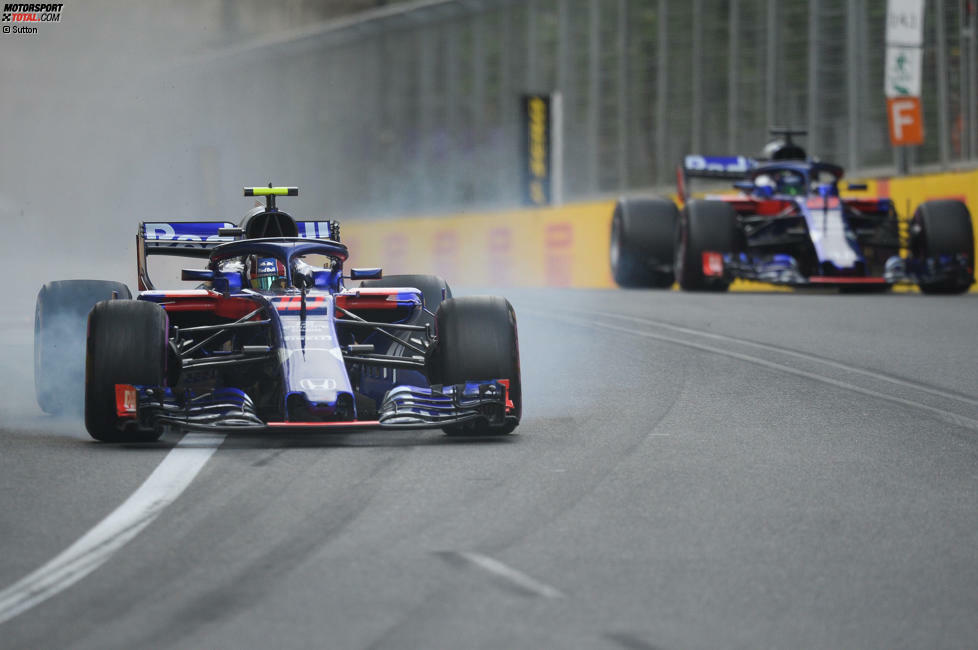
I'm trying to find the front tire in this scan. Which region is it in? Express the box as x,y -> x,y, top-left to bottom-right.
85,300 -> 168,442
911,199 -> 974,294
675,199 -> 741,291
34,280 -> 131,414
429,296 -> 521,435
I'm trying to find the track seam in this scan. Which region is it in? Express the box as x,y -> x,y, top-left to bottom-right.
583,310 -> 978,409
525,308 -> 978,433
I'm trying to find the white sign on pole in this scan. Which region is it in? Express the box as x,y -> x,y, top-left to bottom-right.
884,0 -> 926,150
884,46 -> 922,97
886,0 -> 925,46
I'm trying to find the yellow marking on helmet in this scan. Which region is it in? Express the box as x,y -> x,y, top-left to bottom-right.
243,187 -> 298,196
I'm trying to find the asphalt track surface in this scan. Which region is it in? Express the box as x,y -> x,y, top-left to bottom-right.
1,288 -> 976,649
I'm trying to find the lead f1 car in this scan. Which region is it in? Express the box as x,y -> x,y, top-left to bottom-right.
610,129 -> 974,293
34,186 -> 521,442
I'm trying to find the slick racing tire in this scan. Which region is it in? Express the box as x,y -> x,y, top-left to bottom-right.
430,296 -> 521,436
34,279 -> 132,414
675,199 -> 740,291
85,299 -> 168,442
361,274 -> 453,318
610,198 -> 677,288
912,200 -> 975,295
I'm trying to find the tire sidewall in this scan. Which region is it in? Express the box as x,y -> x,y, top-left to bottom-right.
85,299 -> 167,442
676,200 -> 738,291
34,280 -> 132,414
431,296 -> 521,433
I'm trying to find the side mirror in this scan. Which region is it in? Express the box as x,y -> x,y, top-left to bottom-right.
847,182 -> 868,191
293,270 -> 311,290
349,267 -> 382,280
310,269 -> 339,290
182,269 -> 214,281
212,271 -> 242,294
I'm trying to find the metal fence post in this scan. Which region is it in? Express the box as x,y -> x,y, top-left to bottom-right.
587,0 -> 601,193
528,0 -> 538,90
847,0 -> 859,171
446,24 -> 459,205
808,0 -> 819,151
418,28 -> 435,211
474,11 -> 487,139
556,0 -> 569,203
617,0 -> 629,191
959,0 -> 969,161
728,0 -> 740,152
766,0 -> 777,131
968,0 -> 978,160
936,0 -> 950,167
691,0 -> 703,154
500,4 -> 514,202
655,0 -> 668,185
553,92 -> 564,205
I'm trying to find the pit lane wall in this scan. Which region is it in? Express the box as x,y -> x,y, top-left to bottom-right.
341,168 -> 978,291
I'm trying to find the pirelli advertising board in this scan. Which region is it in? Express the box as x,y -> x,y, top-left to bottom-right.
521,94 -> 552,206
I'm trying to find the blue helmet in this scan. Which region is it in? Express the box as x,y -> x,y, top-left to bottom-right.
249,256 -> 287,290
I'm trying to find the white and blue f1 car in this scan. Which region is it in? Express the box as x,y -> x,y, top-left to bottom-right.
611,129 -> 974,293
34,186 -> 521,442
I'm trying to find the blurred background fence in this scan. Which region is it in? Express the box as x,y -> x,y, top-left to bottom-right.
2,0 -> 976,226
196,0 -> 976,219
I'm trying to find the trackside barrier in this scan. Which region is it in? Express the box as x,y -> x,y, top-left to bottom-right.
343,201 -> 615,289
342,169 -> 978,292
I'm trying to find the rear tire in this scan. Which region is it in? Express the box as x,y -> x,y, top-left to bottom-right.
34,280 -> 131,414
85,300 -> 168,442
675,199 -> 741,291
430,296 -> 521,435
911,200 -> 974,294
610,198 -> 677,288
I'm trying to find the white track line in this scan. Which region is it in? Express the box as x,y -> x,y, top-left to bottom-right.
537,310 -> 978,433
579,309 -> 978,409
0,433 -> 225,626
450,551 -> 565,599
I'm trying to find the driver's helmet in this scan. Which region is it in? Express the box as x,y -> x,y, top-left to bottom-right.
761,140 -> 807,161
754,174 -> 777,197
249,256 -> 287,290
776,171 -> 805,196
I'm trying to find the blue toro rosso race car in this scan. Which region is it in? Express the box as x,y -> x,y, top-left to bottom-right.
611,129 -> 975,293
34,186 -> 521,442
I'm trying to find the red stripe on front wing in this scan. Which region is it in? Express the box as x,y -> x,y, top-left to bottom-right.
266,420 -> 382,428
808,277 -> 888,284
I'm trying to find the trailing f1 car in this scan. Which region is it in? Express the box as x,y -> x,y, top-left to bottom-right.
610,129 -> 974,293
35,186 -> 521,442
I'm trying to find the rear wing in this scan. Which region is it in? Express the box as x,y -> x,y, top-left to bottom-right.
136,220 -> 341,290
140,222 -> 236,257
678,155 -> 756,203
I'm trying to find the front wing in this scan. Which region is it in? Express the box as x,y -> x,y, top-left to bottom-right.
701,251 -> 973,289
113,380 -> 517,433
